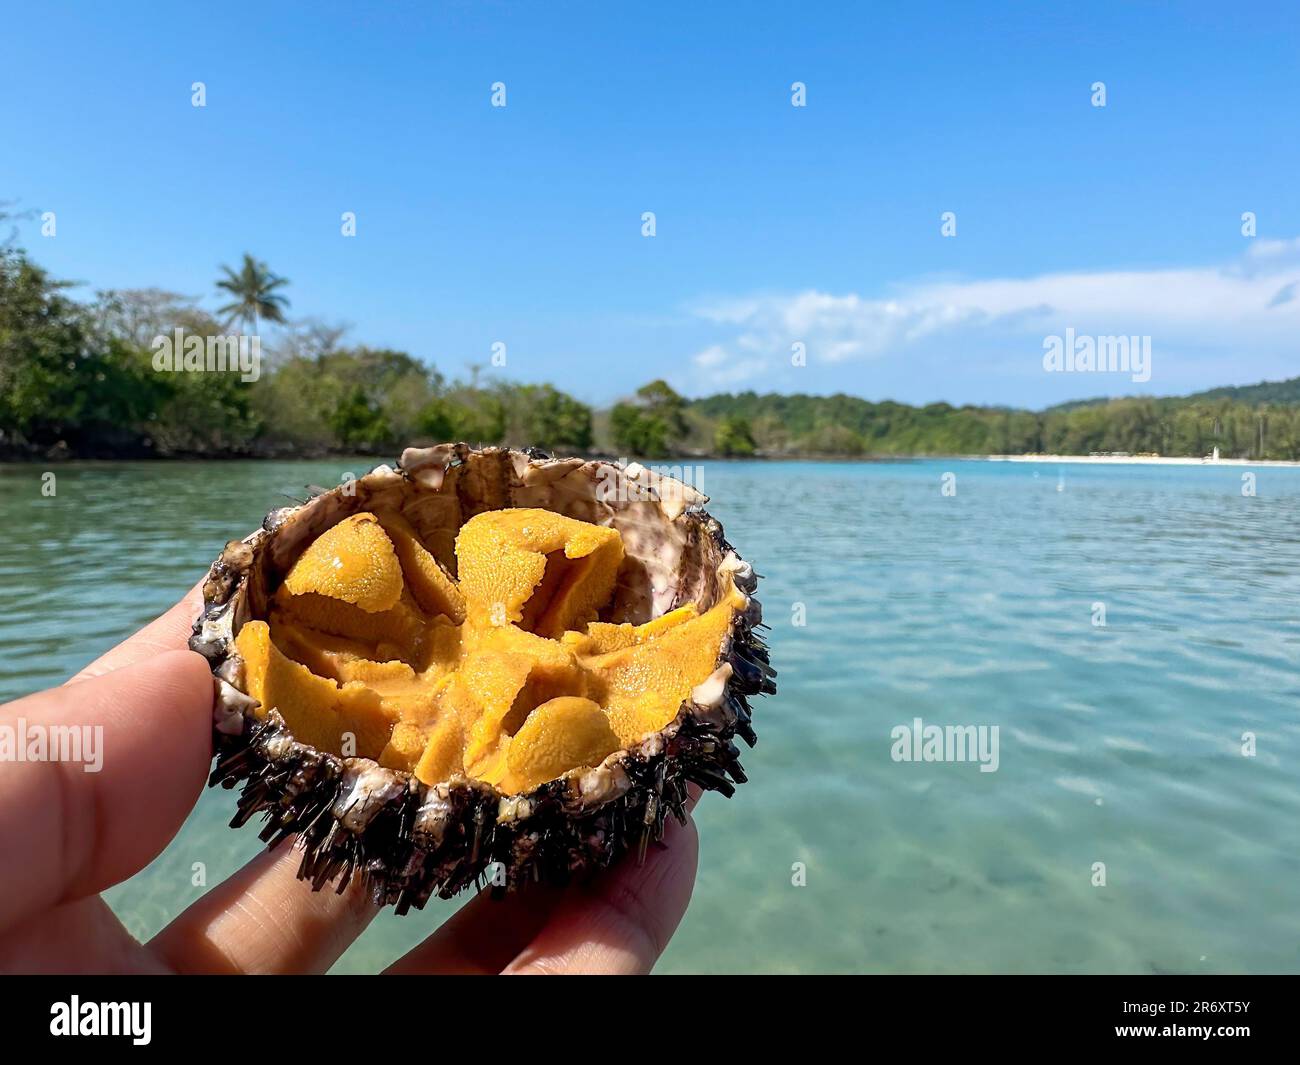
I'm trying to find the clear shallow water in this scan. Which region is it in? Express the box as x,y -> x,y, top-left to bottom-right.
2,457 -> 1298,973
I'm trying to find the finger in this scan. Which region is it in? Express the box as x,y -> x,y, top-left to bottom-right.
391,813 -> 700,976
387,788 -> 704,975
0,896 -> 166,975
384,885 -> 568,975
150,840 -> 378,974
69,579 -> 205,683
501,812 -> 699,975
0,649 -> 213,933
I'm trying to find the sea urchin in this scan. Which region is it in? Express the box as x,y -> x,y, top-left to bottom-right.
189,444 -> 775,913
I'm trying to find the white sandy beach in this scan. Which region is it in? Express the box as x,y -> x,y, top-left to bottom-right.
987,453 -> 1300,468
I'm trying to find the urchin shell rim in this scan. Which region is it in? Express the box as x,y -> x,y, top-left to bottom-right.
191,444 -> 776,910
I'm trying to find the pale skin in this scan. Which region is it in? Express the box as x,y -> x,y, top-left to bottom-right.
0,583 -> 699,974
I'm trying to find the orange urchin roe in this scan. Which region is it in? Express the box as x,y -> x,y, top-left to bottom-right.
236,507 -> 742,793
281,513 -> 404,613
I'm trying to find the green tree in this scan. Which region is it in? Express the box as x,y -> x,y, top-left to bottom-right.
0,200 -> 36,251
0,251 -> 157,450
713,414 -> 757,456
517,384 -> 592,450
215,254 -> 290,335
447,391 -> 508,442
798,424 -> 866,455
610,402 -> 669,457
417,397 -> 459,441
148,356 -> 261,454
251,355 -> 339,450
636,379 -> 688,437
309,347 -> 442,449
416,380 -> 509,445
608,380 -> 689,457
92,288 -> 204,350
330,385 -> 392,449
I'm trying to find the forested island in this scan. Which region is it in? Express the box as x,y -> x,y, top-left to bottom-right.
3,240 -> 1298,462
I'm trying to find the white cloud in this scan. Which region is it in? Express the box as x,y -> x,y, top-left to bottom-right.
686,241 -> 1300,392
691,343 -> 768,386
1245,235 -> 1300,262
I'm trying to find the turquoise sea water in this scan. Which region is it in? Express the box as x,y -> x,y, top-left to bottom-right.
2,457 -> 1298,973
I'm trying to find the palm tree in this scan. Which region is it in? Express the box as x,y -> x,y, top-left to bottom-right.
215,253 -> 290,335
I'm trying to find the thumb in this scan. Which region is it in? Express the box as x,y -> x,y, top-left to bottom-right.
0,649 -> 213,932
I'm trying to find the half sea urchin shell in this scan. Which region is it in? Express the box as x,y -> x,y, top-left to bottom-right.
189,444 -> 776,912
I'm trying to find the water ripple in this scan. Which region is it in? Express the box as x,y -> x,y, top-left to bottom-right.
3,458 -> 1299,973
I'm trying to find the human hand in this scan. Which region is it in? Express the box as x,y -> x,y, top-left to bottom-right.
0,585 -> 698,974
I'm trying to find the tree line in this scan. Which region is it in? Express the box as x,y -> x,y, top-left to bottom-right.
2,236 -> 1297,460
688,390 -> 1300,460
0,247 -> 594,458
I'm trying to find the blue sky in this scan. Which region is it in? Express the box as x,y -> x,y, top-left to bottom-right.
3,1 -> 1298,409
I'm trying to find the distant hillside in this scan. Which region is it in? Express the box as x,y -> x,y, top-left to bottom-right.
1044,376 -> 1300,413
1179,377 -> 1300,406
683,380 -> 1300,460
